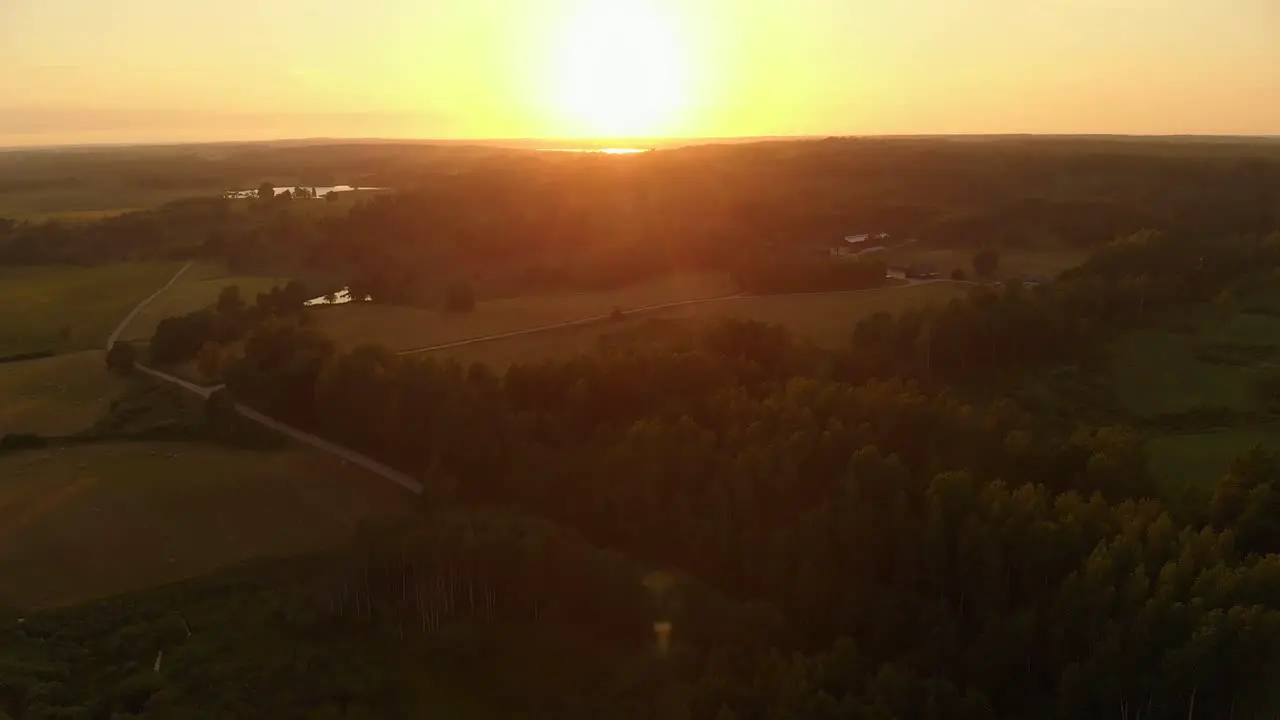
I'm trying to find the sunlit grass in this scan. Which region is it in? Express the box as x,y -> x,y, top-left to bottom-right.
431,282 -> 969,370
0,262 -> 183,357
0,350 -> 126,435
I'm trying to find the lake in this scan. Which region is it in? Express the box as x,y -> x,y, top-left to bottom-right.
223,185 -> 383,199
304,288 -> 370,306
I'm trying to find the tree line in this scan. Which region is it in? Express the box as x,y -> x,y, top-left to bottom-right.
147,281 -> 311,370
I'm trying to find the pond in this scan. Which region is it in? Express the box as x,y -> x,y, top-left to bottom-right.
304,288 -> 370,306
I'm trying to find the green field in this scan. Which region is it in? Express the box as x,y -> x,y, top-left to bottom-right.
1108,308 -> 1280,418
1095,298 -> 1280,492
431,282 -> 970,370
0,351 -> 125,435
117,263 -> 292,343
0,263 -> 182,357
316,271 -> 737,352
1149,425 -> 1280,494
0,441 -> 411,609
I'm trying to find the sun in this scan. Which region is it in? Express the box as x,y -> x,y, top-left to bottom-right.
549,2 -> 690,138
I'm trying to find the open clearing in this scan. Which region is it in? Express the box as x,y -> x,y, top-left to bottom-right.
0,351 -> 125,435
0,441 -> 411,609
116,263 -> 292,343
315,271 -> 737,352
1108,308 -> 1280,418
1097,298 -> 1280,493
1149,424 -> 1280,495
432,282 -> 970,370
0,262 -> 182,357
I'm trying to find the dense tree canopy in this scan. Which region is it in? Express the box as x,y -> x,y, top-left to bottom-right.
182,228 -> 1280,717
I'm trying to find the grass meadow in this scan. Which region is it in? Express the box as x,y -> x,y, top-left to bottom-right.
0,262 -> 182,357
1149,425 -> 1280,495
1108,307 -> 1280,418
0,440 -> 412,609
315,271 -> 738,353
0,351 -> 126,435
1095,298 -> 1280,493
429,282 -> 970,370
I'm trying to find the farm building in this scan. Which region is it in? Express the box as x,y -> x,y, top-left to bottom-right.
831,233 -> 890,257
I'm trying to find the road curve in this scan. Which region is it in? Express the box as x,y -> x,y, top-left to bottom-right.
110,263 -> 424,495
106,261 -> 193,349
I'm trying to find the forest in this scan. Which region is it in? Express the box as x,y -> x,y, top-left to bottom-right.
168,227 -> 1280,719
4,138 -> 1280,718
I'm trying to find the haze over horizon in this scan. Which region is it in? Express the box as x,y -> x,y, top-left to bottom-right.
2,0 -> 1278,148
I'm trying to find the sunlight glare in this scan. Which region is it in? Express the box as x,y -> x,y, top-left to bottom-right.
549,2 -> 690,138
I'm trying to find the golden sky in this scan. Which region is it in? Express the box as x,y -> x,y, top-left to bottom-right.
1,0 -> 1277,145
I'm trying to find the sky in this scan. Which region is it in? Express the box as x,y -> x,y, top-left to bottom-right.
1,0 -> 1277,146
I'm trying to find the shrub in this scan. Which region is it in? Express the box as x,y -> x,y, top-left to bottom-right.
0,433 -> 47,452
105,341 -> 137,375
972,248 -> 1000,278
197,341 -> 226,380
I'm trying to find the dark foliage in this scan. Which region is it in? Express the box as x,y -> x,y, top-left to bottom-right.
197,228 -> 1280,717
105,341 -> 136,375
148,281 -> 310,367
972,247 -> 1000,278
0,433 -> 47,453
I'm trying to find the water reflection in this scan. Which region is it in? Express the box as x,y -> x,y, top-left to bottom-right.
224,185 -> 383,199
304,288 -> 370,306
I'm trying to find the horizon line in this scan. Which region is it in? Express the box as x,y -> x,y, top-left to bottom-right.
4,132 -> 1280,153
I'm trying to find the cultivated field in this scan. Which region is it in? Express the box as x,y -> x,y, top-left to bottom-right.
116,263 -> 293,343
431,282 -> 970,370
0,351 -> 125,435
0,441 -> 412,609
315,271 -> 737,352
0,263 -> 182,357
